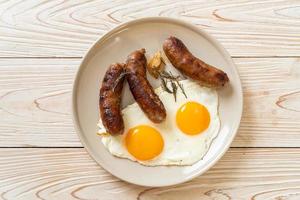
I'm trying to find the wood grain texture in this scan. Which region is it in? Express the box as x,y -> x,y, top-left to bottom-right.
1,0 -> 299,198
1,57 -> 300,147
235,57 -> 300,147
0,148 -> 300,200
0,59 -> 80,147
0,0 -> 300,57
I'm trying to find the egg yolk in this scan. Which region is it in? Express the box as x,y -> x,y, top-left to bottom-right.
176,102 -> 210,135
125,125 -> 164,161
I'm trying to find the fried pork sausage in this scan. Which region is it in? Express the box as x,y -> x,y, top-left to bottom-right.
99,63 -> 125,135
163,36 -> 229,87
125,49 -> 166,123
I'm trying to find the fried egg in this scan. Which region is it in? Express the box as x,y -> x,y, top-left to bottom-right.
97,79 -> 220,166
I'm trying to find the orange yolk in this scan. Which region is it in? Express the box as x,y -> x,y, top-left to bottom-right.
125,125 -> 164,161
176,102 -> 210,135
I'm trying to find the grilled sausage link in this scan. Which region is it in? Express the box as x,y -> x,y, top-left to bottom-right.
99,63 -> 125,135
125,49 -> 166,123
163,36 -> 229,87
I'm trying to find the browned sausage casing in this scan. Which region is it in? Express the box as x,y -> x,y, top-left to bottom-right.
99,63 -> 125,135
125,49 -> 166,123
163,36 -> 229,87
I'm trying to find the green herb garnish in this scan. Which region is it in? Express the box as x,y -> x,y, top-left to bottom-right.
112,72 -> 129,92
158,71 -> 187,102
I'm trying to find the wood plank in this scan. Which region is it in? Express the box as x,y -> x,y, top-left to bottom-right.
0,57 -> 299,147
0,59 -> 80,147
0,148 -> 300,200
234,57 -> 300,147
0,0 -> 300,57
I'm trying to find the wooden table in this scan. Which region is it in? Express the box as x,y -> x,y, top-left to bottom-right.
1,1 -> 300,199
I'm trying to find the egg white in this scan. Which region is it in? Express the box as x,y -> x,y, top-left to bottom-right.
98,79 -> 220,166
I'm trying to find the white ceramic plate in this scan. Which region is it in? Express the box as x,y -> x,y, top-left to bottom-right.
72,17 -> 243,187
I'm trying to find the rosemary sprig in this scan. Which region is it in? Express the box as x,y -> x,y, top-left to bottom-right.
158,70 -> 187,102
160,71 -> 180,80
146,51 -> 188,101
112,72 -> 129,92
159,74 -> 172,93
176,79 -> 187,98
171,81 -> 177,101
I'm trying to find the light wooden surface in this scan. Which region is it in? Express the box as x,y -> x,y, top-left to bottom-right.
1,0 -> 300,57
0,0 -> 300,199
1,148 -> 300,200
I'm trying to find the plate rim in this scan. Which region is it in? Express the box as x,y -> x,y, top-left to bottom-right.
72,16 -> 243,187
